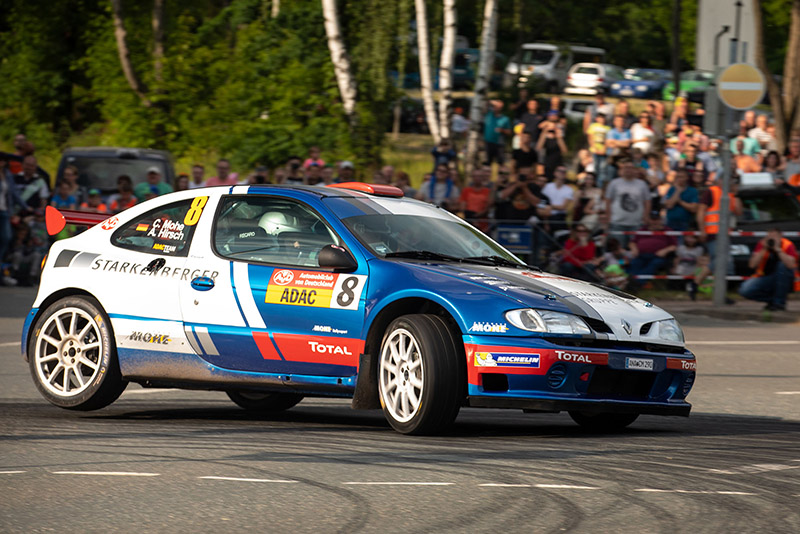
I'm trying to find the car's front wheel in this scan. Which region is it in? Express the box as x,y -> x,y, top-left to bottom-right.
226,390 -> 303,412
29,296 -> 127,410
378,314 -> 463,435
568,411 -> 639,431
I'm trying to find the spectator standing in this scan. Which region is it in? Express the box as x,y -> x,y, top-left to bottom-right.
739,228 -> 799,311
761,150 -> 784,182
8,133 -> 28,175
110,179 -> 137,213
606,115 -> 632,159
511,131 -> 537,172
572,172 -> 603,231
696,177 -> 743,284
631,112 -> 655,154
495,167 -> 550,222
459,167 -> 492,230
416,164 -> 459,210
205,159 -> 238,187
134,167 -> 173,201
393,171 -> 417,198
519,99 -> 543,144
50,181 -> 77,210
605,159 -> 651,244
483,100 -> 512,166
451,107 -> 470,140
320,165 -> 335,185
748,114 -> 777,155
558,224 -> 597,281
175,174 -> 190,191
305,163 -> 322,185
664,169 -> 698,231
730,121 -> 760,156
541,166 -> 573,231
379,165 -> 396,185
79,189 -> 109,213
336,161 -> 355,183
586,113 -> 611,187
628,218 -> 677,278
782,138 -> 800,179
1,155 -> 28,285
14,155 -> 49,211
285,156 -> 305,184
302,146 -> 325,169
536,112 -> 567,179
511,88 -> 530,119
189,164 -> 205,188
431,141 -> 457,172
732,140 -> 761,175
583,91 -> 614,134
614,99 -> 637,130
61,165 -> 86,206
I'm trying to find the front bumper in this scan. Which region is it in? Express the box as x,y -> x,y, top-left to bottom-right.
463,335 -> 695,416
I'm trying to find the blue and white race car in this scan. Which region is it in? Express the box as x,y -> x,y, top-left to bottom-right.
23,183 -> 696,434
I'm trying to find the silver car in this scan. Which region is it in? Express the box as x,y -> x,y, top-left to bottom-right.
564,63 -> 626,96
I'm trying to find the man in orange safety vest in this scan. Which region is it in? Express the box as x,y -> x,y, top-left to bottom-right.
738,228 -> 799,311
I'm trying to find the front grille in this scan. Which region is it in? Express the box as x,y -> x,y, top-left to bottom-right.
639,322 -> 653,335
547,364 -> 568,389
587,367 -> 656,398
584,317 -> 613,334
546,338 -> 689,355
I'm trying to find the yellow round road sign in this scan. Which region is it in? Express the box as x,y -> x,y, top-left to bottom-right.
717,63 -> 766,110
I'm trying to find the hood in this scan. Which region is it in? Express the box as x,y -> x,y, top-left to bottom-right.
413,262 -> 679,345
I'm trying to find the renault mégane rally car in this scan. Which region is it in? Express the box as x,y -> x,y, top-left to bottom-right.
23,183 -> 696,434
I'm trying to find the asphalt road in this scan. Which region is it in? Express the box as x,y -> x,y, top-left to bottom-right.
1,287 -> 799,533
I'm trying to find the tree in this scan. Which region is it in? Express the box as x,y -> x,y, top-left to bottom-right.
464,0 -> 498,173
437,0 -> 456,141
321,0 -> 357,119
753,0 -> 800,152
110,0 -> 151,107
414,0 -> 441,143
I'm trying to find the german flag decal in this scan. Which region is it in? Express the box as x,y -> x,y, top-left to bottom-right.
136,223 -> 149,232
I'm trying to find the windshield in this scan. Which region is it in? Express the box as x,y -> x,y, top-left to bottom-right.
521,49 -> 554,66
740,193 -> 800,223
62,156 -> 170,194
334,200 -> 521,263
628,70 -> 667,81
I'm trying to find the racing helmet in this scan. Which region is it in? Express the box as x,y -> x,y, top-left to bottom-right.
258,211 -> 299,235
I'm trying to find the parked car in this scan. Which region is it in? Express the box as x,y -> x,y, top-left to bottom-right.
564,63 -> 626,96
504,43 -> 606,93
610,68 -> 672,99
57,147 -> 175,199
662,70 -> 714,101
25,183 -> 696,435
562,98 -> 596,123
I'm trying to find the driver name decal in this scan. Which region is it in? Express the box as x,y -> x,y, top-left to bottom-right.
265,270 -> 367,310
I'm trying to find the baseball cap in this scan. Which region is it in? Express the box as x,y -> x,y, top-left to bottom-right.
339,161 -> 354,169
88,188 -> 101,196
147,166 -> 160,174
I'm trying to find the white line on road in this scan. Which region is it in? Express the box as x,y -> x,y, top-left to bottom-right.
200,476 -> 297,483
688,341 -> 800,345
343,482 -> 454,486
0,342 -> 18,347
776,391 -> 800,395
122,388 -> 181,395
52,471 -> 161,477
535,484 -> 600,490
479,483 -> 532,487
636,489 -> 757,495
0,471 -> 26,474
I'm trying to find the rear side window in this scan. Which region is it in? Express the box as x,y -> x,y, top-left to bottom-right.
111,197 -> 208,256
213,196 -> 340,267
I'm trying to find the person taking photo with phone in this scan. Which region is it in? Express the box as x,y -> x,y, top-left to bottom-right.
738,228 -> 799,311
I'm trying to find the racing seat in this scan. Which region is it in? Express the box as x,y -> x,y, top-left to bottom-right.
222,219 -> 273,256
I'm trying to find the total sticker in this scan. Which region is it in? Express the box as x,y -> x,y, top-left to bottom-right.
265,270 -> 367,310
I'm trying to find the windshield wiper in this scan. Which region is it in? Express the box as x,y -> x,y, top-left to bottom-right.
462,255 -> 541,270
384,250 -> 463,262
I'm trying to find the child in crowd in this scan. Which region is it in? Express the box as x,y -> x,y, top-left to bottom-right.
599,238 -> 632,289
674,234 -> 707,300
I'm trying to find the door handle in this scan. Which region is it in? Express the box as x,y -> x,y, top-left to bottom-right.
144,258 -> 166,273
191,276 -> 215,291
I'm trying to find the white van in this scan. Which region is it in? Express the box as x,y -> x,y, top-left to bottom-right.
504,43 -> 606,93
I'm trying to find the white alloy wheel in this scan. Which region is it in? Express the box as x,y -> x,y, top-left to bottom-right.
34,306 -> 104,397
379,327 -> 424,423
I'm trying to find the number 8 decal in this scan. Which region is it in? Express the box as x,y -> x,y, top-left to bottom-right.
184,196 -> 209,226
330,275 -> 367,310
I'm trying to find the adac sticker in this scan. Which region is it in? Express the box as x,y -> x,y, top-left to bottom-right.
475,352 -> 540,368
265,269 -> 367,310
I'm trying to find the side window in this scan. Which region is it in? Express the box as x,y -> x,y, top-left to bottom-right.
213,196 -> 340,267
555,53 -> 568,69
111,197 -> 208,257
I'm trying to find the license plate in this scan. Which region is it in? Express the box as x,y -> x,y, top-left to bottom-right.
620,88 -> 633,95
625,357 -> 654,371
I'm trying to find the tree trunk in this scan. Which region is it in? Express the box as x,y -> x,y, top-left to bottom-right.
752,0 -> 787,151
110,0 -> 151,107
784,0 -> 800,134
414,0 -> 441,143
671,0 -> 681,101
321,0 -> 357,118
152,0 -> 165,84
271,0 -> 280,18
437,0 -> 456,142
465,0 -> 498,174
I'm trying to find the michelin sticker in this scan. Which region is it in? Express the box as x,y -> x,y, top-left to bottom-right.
475,352 -> 540,368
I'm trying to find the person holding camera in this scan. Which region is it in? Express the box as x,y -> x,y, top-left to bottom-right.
738,228 -> 799,311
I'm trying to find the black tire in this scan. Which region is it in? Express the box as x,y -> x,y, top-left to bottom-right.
568,411 -> 639,431
377,314 -> 464,435
28,295 -> 127,410
226,390 -> 304,412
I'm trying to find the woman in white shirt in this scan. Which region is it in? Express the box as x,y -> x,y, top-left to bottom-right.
630,112 -> 655,154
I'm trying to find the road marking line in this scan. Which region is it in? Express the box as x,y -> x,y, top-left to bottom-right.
535,484 -> 599,490
122,388 -> 181,395
200,476 -> 297,483
52,471 -> 161,477
0,342 -> 18,347
479,483 -> 532,487
636,489 -> 757,495
688,341 -> 800,345
343,482 -> 454,486
0,471 -> 26,474
776,391 -> 800,395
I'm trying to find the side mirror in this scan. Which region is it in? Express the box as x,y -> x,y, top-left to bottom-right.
318,244 -> 357,272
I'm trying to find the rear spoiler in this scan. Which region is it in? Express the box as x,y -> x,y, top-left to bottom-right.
45,206 -> 112,236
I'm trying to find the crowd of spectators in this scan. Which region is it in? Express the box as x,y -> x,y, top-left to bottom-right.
3,95 -> 800,305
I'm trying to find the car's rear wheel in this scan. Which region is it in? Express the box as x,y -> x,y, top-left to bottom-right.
568,411 -> 639,431
29,296 -> 126,410
378,314 -> 462,435
226,390 -> 303,412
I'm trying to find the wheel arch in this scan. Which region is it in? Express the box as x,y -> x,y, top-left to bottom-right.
24,288 -> 108,362
351,296 -> 465,410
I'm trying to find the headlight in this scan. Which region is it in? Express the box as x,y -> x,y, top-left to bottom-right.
505,309 -> 592,335
611,83 -> 620,89
636,84 -> 648,91
652,318 -> 684,344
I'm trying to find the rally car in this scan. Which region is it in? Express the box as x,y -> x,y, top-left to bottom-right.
22,183 -> 696,434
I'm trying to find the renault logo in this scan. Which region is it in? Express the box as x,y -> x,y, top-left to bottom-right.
621,319 -> 632,335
